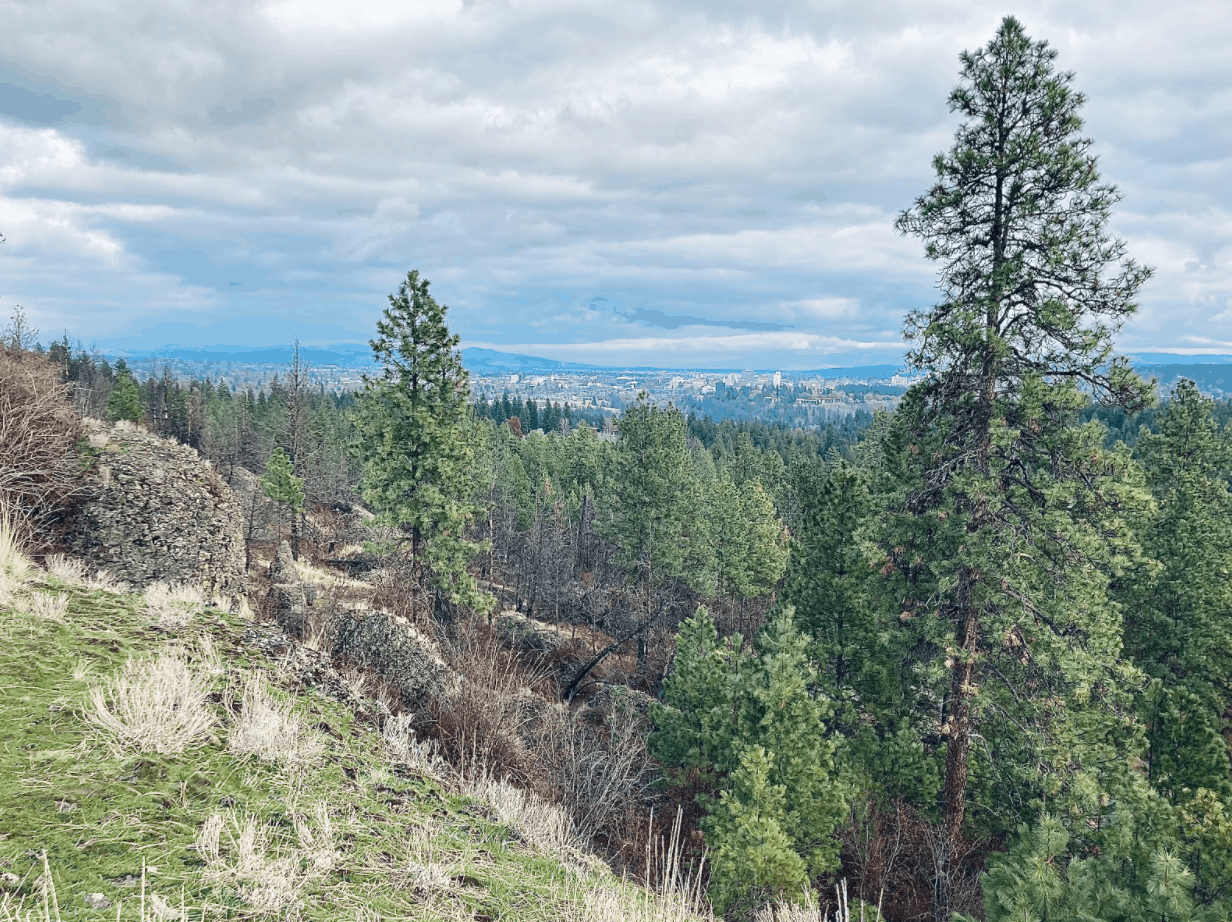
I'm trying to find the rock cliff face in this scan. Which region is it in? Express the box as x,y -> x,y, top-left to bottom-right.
65,421 -> 247,598
334,610 -> 459,708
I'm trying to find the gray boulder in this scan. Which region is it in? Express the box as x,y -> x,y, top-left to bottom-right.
333,611 -> 459,708
65,422 -> 246,598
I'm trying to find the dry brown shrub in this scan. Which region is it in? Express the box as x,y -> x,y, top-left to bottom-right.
0,349 -> 86,539
427,619 -> 548,788
539,698 -> 657,851
838,799 -> 986,922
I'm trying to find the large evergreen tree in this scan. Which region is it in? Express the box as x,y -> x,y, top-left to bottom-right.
888,17 -> 1152,919
354,270 -> 490,613
605,396 -> 712,616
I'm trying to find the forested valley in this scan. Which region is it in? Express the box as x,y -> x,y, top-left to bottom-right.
8,15 -> 1232,922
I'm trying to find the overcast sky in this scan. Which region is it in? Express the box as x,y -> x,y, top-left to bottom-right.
0,0 -> 1228,369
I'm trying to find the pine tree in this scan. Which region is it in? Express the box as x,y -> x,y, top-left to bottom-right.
607,398 -> 711,584
354,269 -> 490,613
1124,380 -> 1232,801
710,471 -> 788,603
650,607 -> 849,914
780,464 -> 877,702
107,360 -> 143,423
888,17 -> 1153,918
261,446 -> 305,547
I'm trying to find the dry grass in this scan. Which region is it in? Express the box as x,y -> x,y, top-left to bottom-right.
24,591 -> 68,623
198,811 -> 303,916
382,713 -> 448,778
197,802 -> 339,917
144,581 -> 206,630
461,766 -> 584,863
0,502 -> 31,606
227,673 -> 320,765
84,569 -> 127,593
292,558 -> 368,591
752,882 -> 880,922
43,554 -> 85,584
87,649 -> 217,755
578,885 -> 711,922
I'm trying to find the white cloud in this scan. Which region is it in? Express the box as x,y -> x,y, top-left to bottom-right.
0,0 -> 1226,364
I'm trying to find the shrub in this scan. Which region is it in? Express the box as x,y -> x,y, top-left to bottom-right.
227,673 -> 319,765
87,651 -> 216,755
0,349 -> 85,537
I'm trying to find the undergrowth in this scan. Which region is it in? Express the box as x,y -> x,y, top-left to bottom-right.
0,560 -> 709,922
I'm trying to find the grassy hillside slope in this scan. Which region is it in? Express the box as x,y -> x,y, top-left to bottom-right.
0,535 -> 702,922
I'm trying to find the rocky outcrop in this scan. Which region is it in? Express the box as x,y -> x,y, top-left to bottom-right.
498,611 -> 573,656
333,611 -> 459,708
65,421 -> 246,598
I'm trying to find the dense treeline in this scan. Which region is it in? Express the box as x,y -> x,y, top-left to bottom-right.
18,18 -> 1232,913
642,19 -> 1232,922
472,391 -> 611,434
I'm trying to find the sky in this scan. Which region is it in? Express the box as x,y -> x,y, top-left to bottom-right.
0,0 -> 1229,370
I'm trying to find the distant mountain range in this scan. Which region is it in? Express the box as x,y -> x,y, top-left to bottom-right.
116,343 -> 376,366
106,343 -> 1232,385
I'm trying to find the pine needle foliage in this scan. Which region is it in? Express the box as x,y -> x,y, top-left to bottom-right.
885,16 -> 1154,918
354,269 -> 491,613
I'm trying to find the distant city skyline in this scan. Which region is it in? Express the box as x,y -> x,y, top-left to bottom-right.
1,1 -> 1229,368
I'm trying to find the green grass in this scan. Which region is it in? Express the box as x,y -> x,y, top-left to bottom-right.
0,567 -> 695,922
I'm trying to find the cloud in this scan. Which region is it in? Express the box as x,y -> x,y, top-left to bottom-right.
614,306 -> 790,331
0,0 -> 1227,365
208,97 -> 276,127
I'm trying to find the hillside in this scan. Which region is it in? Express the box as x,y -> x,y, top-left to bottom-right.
0,534 -> 706,922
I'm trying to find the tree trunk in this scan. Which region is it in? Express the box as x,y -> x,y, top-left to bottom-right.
936,572 -> 980,922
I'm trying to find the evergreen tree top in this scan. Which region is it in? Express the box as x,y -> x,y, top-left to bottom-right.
897,15 -> 1152,417
367,269 -> 468,404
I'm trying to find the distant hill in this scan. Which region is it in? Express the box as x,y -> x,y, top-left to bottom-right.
460,347 -> 602,375
118,343 -> 376,367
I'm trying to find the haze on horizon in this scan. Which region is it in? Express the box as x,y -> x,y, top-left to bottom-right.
0,0 -> 1228,370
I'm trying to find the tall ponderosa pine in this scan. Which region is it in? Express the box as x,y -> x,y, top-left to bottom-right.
606,396 -> 712,612
889,17 -> 1152,919
355,270 -> 489,613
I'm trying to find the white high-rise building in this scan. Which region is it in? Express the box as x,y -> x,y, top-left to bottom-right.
773,371 -> 782,387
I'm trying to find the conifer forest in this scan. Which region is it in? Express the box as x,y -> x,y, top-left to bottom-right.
9,16 -> 1232,922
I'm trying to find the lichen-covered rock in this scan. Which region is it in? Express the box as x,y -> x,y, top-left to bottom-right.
269,540 -> 295,583
498,611 -> 572,656
64,421 -> 246,598
333,611 -> 459,708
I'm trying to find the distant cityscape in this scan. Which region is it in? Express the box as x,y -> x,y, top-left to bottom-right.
105,343 -> 1232,430
111,345 -> 917,429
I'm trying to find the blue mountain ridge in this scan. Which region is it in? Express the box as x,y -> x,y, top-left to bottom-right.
103,344 -> 1232,382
